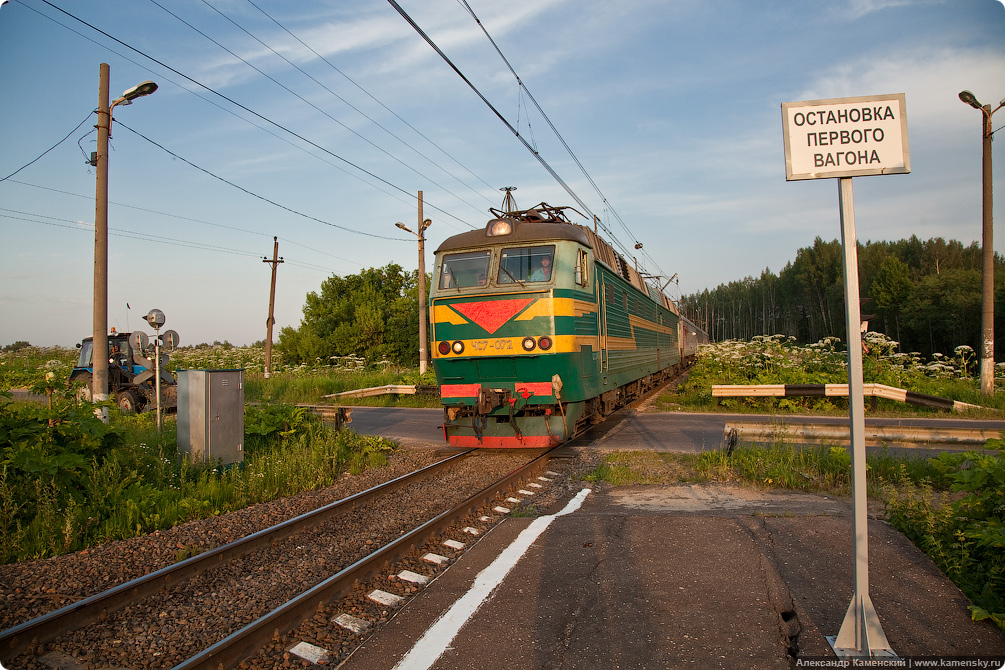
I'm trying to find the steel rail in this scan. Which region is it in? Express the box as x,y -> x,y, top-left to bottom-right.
172,449 -> 555,670
0,450 -> 473,662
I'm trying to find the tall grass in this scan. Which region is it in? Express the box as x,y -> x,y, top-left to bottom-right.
246,368 -> 437,406
660,333 -> 1005,414
0,398 -> 396,564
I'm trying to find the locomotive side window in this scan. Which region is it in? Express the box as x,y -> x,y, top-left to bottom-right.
440,251 -> 491,289
498,245 -> 555,284
575,249 -> 589,286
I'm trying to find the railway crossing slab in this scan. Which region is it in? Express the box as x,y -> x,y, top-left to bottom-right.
337,484 -> 1005,669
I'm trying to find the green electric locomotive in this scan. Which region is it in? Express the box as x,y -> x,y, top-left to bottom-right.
430,201 -> 707,448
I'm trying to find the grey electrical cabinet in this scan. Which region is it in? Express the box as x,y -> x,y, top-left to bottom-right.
177,369 -> 244,465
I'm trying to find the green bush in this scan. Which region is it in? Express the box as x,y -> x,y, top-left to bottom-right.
884,442 -> 1005,631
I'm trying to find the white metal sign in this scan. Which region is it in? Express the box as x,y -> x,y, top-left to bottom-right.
781,92 -> 911,660
782,93 -> 910,180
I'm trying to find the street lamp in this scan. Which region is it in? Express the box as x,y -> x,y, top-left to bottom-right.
396,217 -> 432,374
958,90 -> 1004,396
93,63 -> 157,417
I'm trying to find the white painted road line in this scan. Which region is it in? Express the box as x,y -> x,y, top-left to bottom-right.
392,487 -> 592,670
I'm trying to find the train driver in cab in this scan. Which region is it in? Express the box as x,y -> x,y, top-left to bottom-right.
530,252 -> 553,281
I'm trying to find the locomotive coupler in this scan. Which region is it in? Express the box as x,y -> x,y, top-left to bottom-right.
477,386 -> 511,414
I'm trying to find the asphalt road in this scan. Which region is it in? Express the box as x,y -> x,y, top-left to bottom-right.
338,484 -> 1005,669
344,405 -> 1005,455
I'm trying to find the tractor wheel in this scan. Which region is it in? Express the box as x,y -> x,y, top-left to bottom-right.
117,390 -> 140,414
74,373 -> 93,402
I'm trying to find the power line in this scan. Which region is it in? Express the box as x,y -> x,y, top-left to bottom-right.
3,178 -> 364,268
35,0 -> 476,231
244,0 -> 500,200
17,0 -> 418,214
1,209 -> 255,259
202,0 -> 496,216
148,0 -> 481,226
0,110 -> 94,182
0,207 -> 344,274
114,120 -> 407,241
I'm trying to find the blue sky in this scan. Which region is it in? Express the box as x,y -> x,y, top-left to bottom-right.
1,0 -> 1003,347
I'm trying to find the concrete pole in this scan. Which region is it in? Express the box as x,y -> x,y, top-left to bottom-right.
93,63 -> 111,415
263,237 -> 283,379
417,192 -> 428,375
980,104 -> 995,396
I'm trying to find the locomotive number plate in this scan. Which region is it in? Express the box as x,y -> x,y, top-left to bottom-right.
471,339 -> 513,352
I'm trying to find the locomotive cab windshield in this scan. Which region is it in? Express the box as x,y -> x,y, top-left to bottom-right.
439,250 -> 490,289
499,245 -> 554,284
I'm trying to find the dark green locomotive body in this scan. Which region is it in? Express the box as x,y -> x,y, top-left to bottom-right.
430,203 -> 704,448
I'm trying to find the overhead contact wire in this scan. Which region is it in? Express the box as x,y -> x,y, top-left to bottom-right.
456,0 -> 667,277
385,0 -> 596,222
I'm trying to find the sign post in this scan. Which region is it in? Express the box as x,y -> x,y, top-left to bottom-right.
782,93 -> 910,660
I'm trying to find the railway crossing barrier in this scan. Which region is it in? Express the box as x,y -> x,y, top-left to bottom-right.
712,383 -> 984,412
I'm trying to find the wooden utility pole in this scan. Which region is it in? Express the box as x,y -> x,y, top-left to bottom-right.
263,237 -> 283,379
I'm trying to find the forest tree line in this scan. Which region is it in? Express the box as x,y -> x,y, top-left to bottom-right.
678,235 -> 1005,357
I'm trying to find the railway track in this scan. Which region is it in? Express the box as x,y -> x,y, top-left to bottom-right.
1,449 -> 560,669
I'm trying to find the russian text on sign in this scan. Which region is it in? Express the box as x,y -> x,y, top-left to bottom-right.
781,94 -> 910,180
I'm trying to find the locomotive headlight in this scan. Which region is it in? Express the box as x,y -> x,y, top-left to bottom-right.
521,337 -> 537,351
486,218 -> 514,236
438,341 -> 451,355
538,336 -> 553,351
451,341 -> 465,354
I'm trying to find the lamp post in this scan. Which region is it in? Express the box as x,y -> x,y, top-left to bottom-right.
396,209 -> 432,375
959,90 -> 1004,396
93,63 -> 157,416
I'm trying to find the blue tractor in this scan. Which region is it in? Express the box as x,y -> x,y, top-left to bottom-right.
70,330 -> 177,413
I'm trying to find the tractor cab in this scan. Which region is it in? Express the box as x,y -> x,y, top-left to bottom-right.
71,331 -> 148,389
